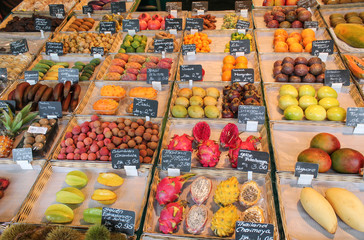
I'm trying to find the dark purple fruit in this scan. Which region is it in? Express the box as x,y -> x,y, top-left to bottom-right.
279,21 -> 292,28
316,73 -> 325,83
291,20 -> 303,28
222,109 -> 235,118
297,10 -> 312,22
281,63 -> 294,75
267,20 -> 280,28
244,98 -> 260,105
295,57 -> 308,65
273,11 -> 286,23
289,75 -> 301,83
275,73 -> 289,82
230,98 -> 241,113
321,62 -> 326,72
273,66 -> 282,77
282,57 -> 295,65
223,86 -> 231,95
228,90 -> 241,102
310,63 -> 323,76
308,57 -> 322,66
274,60 -> 283,67
286,11 -> 297,23
294,64 -> 309,76
302,73 -> 316,83
264,11 -> 273,23
296,7 -> 306,14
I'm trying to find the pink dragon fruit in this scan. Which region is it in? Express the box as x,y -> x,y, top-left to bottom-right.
158,201 -> 187,234
228,136 -> 262,168
197,140 -> 221,167
156,174 -> 195,205
192,122 -> 211,144
219,123 -> 240,148
167,134 -> 194,151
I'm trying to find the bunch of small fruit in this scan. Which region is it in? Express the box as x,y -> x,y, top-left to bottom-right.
221,13 -> 249,29
264,6 -> 313,28
66,17 -> 95,32
274,29 -> 316,53
0,178 -> 9,199
279,84 -> 346,121
298,132 -> 364,174
273,56 -> 325,83
138,13 -> 173,30
221,55 -> 249,81
222,83 -> 261,118
57,115 -> 159,163
183,32 -> 211,52
119,34 -> 147,53
263,0 -> 298,6
147,31 -> 179,52
171,87 -> 220,118
224,32 -> 253,52
330,12 -> 364,27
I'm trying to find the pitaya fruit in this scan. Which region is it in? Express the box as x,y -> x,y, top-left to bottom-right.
228,136 -> 262,168
197,140 -> 221,167
156,174 -> 195,205
158,201 -> 187,234
167,134 -> 194,151
192,122 -> 211,143
220,123 -> 240,148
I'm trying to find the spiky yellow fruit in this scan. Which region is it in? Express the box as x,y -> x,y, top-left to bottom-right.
211,205 -> 239,237
214,176 -> 239,206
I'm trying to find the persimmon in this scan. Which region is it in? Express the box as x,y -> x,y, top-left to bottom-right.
221,70 -> 232,81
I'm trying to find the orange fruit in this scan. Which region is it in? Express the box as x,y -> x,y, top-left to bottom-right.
289,32 -> 302,42
289,42 -> 303,52
301,29 -> 315,39
274,36 -> 287,45
302,37 -> 316,47
286,37 -> 299,46
305,43 -> 312,53
235,56 -> 248,65
274,42 -> 288,52
235,62 -> 248,69
274,29 -> 288,38
221,70 -> 232,81
222,63 -> 235,72
223,55 -> 236,65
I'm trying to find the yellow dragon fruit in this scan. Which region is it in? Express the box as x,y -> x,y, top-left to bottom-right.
211,205 -> 240,237
214,176 -> 240,206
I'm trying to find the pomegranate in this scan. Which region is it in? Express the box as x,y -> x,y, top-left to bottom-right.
139,20 -> 148,30
138,12 -> 151,22
148,19 -> 161,30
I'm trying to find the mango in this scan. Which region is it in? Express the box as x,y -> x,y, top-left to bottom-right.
45,204 -> 74,223
310,133 -> 341,155
331,148 -> 364,173
56,187 -> 85,204
97,173 -> 124,187
334,24 -> 364,48
92,189 -> 117,205
297,148 -> 332,173
65,170 -> 88,188
83,207 -> 102,224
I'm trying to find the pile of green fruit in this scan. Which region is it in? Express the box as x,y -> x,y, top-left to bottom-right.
119,34 -> 147,53
224,32 -> 253,52
330,12 -> 364,27
75,58 -> 101,81
279,84 -> 346,121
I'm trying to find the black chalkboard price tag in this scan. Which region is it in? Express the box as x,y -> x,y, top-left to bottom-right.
295,162 -> 319,178
0,68 -> 7,82
111,1 -> 126,13
165,18 -> 183,31
132,98 -> 158,118
10,39 -> 29,55
82,5 -> 93,14
346,107 -> 364,127
24,71 -> 39,84
185,18 -> 203,31
237,150 -> 269,174
46,42 -> 63,55
192,1 -> 208,11
154,39 -> 174,53
100,21 -> 116,34
231,68 -> 254,83
91,47 -> 104,56
180,64 -> 203,81
49,4 -> 65,18
312,40 -> 334,56
12,148 -> 33,163
0,100 -> 16,113
166,1 -> 182,11
235,221 -> 274,240
111,149 -> 140,169
236,20 -> 250,30
58,68 -> 79,83
161,150 -> 192,172
182,44 -> 196,55
324,70 -> 350,86
147,68 -> 169,84
230,40 -> 250,54
102,208 -> 135,236
35,18 -> 52,31
122,19 -> 140,32
297,0 -> 316,8
304,21 -> 318,29
238,105 -> 265,124
235,1 -> 252,11
38,101 -> 63,118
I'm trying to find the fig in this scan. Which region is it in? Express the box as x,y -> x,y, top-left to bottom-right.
308,57 -> 322,66
275,73 -> 289,82
289,75 -> 302,83
291,20 -> 303,28
302,73 -> 316,83
295,57 -> 308,65
294,64 -> 309,76
310,63 -> 323,76
282,63 -> 295,75
282,57 -> 295,65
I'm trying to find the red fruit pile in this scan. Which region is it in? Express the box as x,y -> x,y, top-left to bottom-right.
57,115 -> 159,163
264,6 -> 312,28
138,13 -> 174,30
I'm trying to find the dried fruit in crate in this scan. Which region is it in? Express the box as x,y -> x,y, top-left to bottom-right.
211,205 -> 239,237
93,98 -> 119,115
241,206 -> 265,223
147,32 -> 179,52
83,207 -> 102,224
92,189 -> 117,205
0,15 -> 64,32
192,121 -> 210,143
158,201 -> 187,234
186,204 -> 209,234
45,204 -> 74,223
191,14 -> 216,30
100,85 -> 126,99
190,176 -> 212,205
197,140 -> 221,167
65,170 -> 88,188
239,180 -> 262,207
97,172 -> 124,187
214,176 -> 240,206
229,136 -> 262,168
167,134 -> 194,151
0,103 -> 37,158
56,187 -> 85,204
220,123 -> 240,148
155,174 -> 195,205
183,32 -> 211,52
66,18 -> 96,32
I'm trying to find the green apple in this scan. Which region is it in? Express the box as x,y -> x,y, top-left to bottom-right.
317,86 -> 338,100
298,85 -> 316,98
327,106 -> 346,121
279,84 -> 298,98
305,104 -> 327,121
299,96 -> 318,110
284,105 -> 304,120
319,97 -> 340,110
279,95 -> 298,111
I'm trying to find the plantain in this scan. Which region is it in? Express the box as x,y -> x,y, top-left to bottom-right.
62,93 -> 72,112
40,87 -> 53,101
22,84 -> 32,105
70,98 -> 78,111
63,81 -> 72,98
53,83 -> 64,100
14,82 -> 30,109
33,85 -> 48,103
7,89 -> 15,100
71,84 -> 81,100
27,83 -> 42,101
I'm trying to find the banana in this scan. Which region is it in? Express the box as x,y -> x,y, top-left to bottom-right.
62,93 -> 72,112
40,87 -> 53,101
53,83 -> 64,100
71,84 -> 81,100
14,82 -> 30,110
43,76 -> 58,81
27,83 -> 42,101
63,81 -> 71,98
33,85 -> 48,103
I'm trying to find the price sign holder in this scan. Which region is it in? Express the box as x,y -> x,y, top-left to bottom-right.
122,19 -> 140,32
235,221 -> 274,240
295,162 -> 319,185
46,42 -> 63,56
161,149 -> 192,173
38,101 -> 63,119
111,1 -> 126,14
346,107 -> 364,134
10,39 -> 29,55
192,1 -> 208,12
24,71 -> 39,85
165,18 -> 183,31
311,40 -> 334,56
0,68 -> 7,82
91,47 -> 104,58
180,64 -> 203,81
185,18 -> 203,31
0,100 -> 15,113
99,21 -> 116,34
182,44 -> 196,56
132,98 -> 158,118
166,2 -> 182,12
12,148 -> 33,170
49,4 -> 65,18
154,39 -> 174,53
237,150 -> 269,180
231,68 -> 254,83
82,5 -> 93,15
58,68 -> 79,83
238,105 -> 265,131
102,208 -> 135,235
235,1 -> 252,11
111,149 -> 140,174
147,68 -> 169,84
324,70 -> 350,90
230,40 -> 250,55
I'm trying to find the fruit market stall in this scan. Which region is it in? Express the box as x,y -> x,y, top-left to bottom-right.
12,0 -> 78,14
75,0 -> 135,14
129,11 -> 187,31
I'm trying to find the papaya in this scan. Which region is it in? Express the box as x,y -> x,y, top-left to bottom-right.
343,55 -> 364,79
334,24 -> 364,48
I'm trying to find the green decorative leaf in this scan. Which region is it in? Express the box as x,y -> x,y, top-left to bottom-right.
11,112 -> 22,129
12,120 -> 23,134
22,112 -> 38,125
